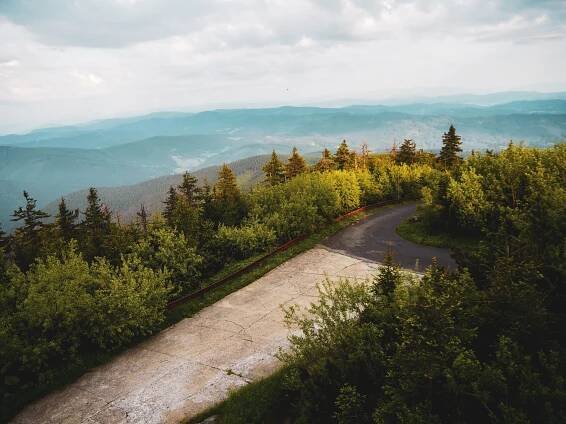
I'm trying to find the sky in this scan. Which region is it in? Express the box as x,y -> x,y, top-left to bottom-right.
1,0 -> 566,133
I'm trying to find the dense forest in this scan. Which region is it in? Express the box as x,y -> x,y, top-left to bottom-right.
1,127 -> 564,422
207,138 -> 566,422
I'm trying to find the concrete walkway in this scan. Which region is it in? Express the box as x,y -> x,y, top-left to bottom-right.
12,247 -> 382,424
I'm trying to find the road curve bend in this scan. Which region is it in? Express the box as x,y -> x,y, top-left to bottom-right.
322,202 -> 456,271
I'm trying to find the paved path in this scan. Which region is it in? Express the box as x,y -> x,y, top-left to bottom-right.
323,202 -> 456,271
13,204 -> 454,424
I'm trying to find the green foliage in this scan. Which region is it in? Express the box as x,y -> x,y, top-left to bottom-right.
322,170 -> 362,214
210,164 -> 245,226
285,146 -> 308,180
262,150 -> 286,185
129,223 -> 203,295
248,172 -> 340,240
10,191 -> 50,269
438,125 -> 463,169
80,187 -> 112,261
215,222 -> 276,260
0,242 -> 169,414
314,148 -> 336,172
335,139 -> 354,170
397,138 -> 416,165
55,197 -> 78,241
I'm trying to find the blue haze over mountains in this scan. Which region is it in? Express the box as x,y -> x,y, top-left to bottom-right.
1,92 -> 566,230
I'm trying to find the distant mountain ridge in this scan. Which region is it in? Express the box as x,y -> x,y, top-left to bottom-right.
1,97 -> 565,230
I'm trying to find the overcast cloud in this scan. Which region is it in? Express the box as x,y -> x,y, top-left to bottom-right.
1,0 -> 566,132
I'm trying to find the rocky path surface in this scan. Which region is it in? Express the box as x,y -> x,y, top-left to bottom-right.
13,204 -> 454,424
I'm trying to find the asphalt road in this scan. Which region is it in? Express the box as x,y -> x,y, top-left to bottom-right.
322,202 -> 457,271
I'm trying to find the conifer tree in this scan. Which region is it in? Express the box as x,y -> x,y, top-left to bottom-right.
163,186 -> 178,226
198,178 -> 214,222
438,125 -> 463,169
212,164 -> 243,226
262,150 -> 285,185
178,172 -> 200,207
214,164 -> 240,201
285,147 -> 307,179
137,204 -> 149,235
314,148 -> 336,172
81,187 -> 111,260
56,197 -> 79,241
397,139 -> 416,164
372,250 -> 402,298
11,191 -> 49,233
11,191 -> 50,267
335,140 -> 353,170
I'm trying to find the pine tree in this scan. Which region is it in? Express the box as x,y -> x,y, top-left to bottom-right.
163,186 -> 178,226
137,204 -> 149,235
335,140 -> 353,170
285,147 -> 307,179
11,191 -> 50,267
397,139 -> 416,164
314,148 -> 336,172
214,164 -> 240,201
11,191 -> 49,233
178,172 -> 200,207
372,250 -> 402,298
56,197 -> 79,241
438,125 -> 463,169
262,150 -> 285,185
212,164 -> 243,226
81,187 -> 111,260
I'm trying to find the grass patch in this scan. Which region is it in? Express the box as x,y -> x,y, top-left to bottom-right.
396,216 -> 480,251
186,367 -> 292,424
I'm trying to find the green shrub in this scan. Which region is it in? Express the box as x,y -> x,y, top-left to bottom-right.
216,222 -> 276,260
129,224 -> 203,296
0,242 -> 169,410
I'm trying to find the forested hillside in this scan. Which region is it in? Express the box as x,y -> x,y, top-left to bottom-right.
2,99 -> 566,230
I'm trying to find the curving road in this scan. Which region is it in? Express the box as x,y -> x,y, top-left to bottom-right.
12,203 -> 454,424
322,202 -> 456,271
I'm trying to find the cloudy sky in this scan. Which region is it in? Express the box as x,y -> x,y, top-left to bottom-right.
1,0 -> 566,132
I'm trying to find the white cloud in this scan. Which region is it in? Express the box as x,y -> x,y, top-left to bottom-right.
0,0 -> 565,132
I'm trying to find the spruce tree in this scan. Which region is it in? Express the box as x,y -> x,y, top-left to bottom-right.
178,172 -> 200,207
397,139 -> 416,164
214,164 -> 240,201
81,187 -> 111,260
372,250 -> 402,298
56,197 -> 79,241
137,204 -> 149,235
335,140 -> 353,170
11,191 -> 49,233
262,150 -> 285,185
11,191 -> 50,267
198,178 -> 214,222
438,125 -> 463,169
163,186 -> 178,226
212,164 -> 243,226
285,147 -> 307,179
314,148 -> 336,172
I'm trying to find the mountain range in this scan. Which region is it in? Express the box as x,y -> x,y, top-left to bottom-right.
1,94 -> 565,230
